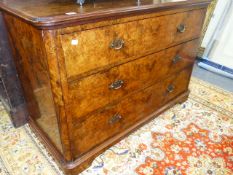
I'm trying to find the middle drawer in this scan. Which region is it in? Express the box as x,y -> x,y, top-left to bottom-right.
67,40 -> 198,119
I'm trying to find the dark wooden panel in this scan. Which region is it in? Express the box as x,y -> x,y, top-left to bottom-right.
0,11 -> 28,127
71,67 -> 192,157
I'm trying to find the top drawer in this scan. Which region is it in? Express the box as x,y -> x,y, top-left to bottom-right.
60,8 -> 206,79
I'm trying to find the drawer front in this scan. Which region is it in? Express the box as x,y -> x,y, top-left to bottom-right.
71,68 -> 192,157
61,8 -> 205,79
67,40 -> 199,119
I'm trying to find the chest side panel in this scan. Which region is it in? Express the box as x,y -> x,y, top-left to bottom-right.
2,13 -> 65,155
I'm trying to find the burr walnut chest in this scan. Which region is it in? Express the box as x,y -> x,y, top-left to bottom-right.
0,0 -> 210,174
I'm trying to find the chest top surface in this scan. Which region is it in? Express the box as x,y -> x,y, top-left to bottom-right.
0,0 -> 210,28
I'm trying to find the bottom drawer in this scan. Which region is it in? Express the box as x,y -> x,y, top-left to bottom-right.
72,68 -> 192,157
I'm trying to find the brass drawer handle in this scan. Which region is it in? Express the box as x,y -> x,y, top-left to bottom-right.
177,24 -> 186,33
173,55 -> 182,64
109,80 -> 124,90
167,84 -> 175,93
109,113 -> 122,124
110,38 -> 124,50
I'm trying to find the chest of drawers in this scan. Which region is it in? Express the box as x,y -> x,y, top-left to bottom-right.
0,0 -> 210,174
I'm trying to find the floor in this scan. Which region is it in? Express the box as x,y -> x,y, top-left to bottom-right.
192,62 -> 233,92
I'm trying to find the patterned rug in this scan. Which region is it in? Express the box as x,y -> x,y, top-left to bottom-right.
0,77 -> 233,175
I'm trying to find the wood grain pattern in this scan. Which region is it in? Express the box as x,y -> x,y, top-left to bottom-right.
3,14 -> 43,120
61,8 -> 206,79
59,6 -> 207,35
71,67 -> 192,157
67,40 -> 199,120
3,13 -> 64,154
42,30 -> 74,160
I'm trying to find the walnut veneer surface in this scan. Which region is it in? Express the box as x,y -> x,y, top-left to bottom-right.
0,0 -> 210,174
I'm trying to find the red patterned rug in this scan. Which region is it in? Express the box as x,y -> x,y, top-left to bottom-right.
136,123 -> 233,175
